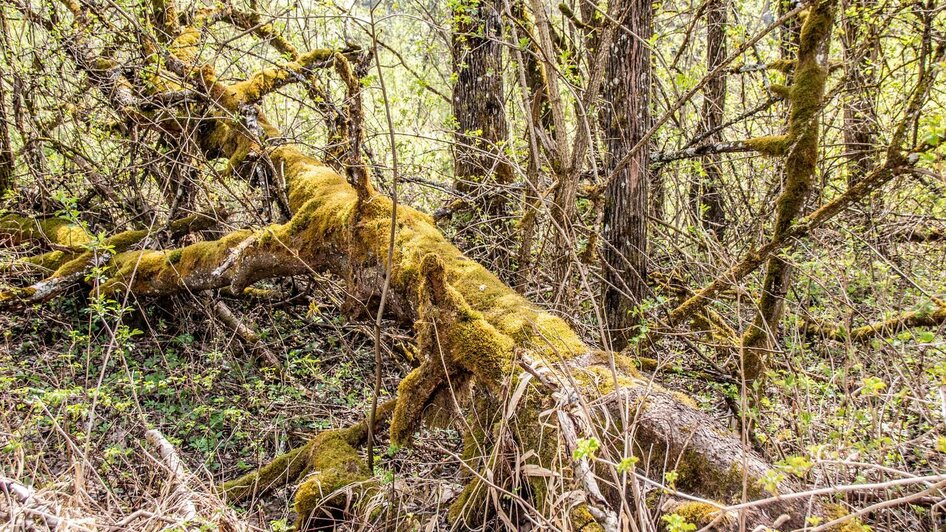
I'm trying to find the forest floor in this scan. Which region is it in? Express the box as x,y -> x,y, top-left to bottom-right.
2,235 -> 946,530
0,271 -> 467,530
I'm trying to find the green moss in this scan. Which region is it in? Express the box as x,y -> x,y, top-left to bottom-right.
167,249 -> 184,264
293,429 -> 373,525
744,135 -> 788,157
672,450 -> 763,502
740,0 -> 835,380
769,59 -> 795,72
825,504 -> 872,531
0,214 -> 91,248
569,505 -> 605,531
21,250 -> 75,272
222,441 -> 313,502
770,83 -> 792,99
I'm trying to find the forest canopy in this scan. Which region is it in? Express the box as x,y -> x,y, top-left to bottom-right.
0,0 -> 944,529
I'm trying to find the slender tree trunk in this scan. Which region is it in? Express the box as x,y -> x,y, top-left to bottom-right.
452,0 -> 514,269
0,69 -> 13,196
526,0 -> 575,295
741,0 -> 837,381
841,0 -> 878,226
691,0 -> 728,238
601,0 -> 652,350
511,1 -> 550,290
0,11 -> 12,196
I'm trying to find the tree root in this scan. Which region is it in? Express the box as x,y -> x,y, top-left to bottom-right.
221,400 -> 396,527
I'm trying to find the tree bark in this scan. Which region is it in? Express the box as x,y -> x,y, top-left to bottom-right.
451,0 -> 515,271
840,0 -> 877,186
601,0 -> 652,350
0,11 -> 15,196
452,0 -> 513,204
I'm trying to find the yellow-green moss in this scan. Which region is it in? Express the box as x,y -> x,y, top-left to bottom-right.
222,441 -> 314,502
769,59 -> 795,72
21,250 -> 75,272
0,214 -> 91,248
825,504 -> 872,531
293,429 -> 373,523
744,135 -> 788,157
228,48 -> 333,104
569,505 -> 605,531
673,451 -> 763,502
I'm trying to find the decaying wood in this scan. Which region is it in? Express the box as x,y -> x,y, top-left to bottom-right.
0,476 -> 63,530
144,429 -> 198,523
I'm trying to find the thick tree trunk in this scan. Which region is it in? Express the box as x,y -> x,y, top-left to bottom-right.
451,0 -> 515,270
452,0 -> 513,204
601,0 -> 652,350
691,0 -> 728,238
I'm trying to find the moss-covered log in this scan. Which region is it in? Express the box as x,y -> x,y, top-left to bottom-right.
0,214 -> 91,248
804,302 -> 946,342
70,139 -> 842,528
0,212 -> 224,308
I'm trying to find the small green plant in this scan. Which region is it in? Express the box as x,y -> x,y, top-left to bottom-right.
616,455 -> 639,473
572,437 -> 600,460
661,513 -> 696,532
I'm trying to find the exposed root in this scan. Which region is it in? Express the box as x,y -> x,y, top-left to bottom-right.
222,400 -> 396,526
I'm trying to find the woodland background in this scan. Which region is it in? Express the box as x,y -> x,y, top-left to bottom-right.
0,0 -> 945,529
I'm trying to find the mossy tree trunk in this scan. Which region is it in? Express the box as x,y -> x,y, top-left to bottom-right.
740,0 -> 837,382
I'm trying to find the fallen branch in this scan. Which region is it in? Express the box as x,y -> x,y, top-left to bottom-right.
803,303 -> 946,342
211,298 -> 282,368
0,476 -> 62,530
144,429 -> 198,522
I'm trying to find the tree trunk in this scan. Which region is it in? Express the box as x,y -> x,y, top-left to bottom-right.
601,0 -> 652,350
840,0 -> 877,186
452,0 -> 514,269
741,0 -> 837,381
0,10 -> 14,196
0,68 -> 13,196
691,0 -> 728,238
